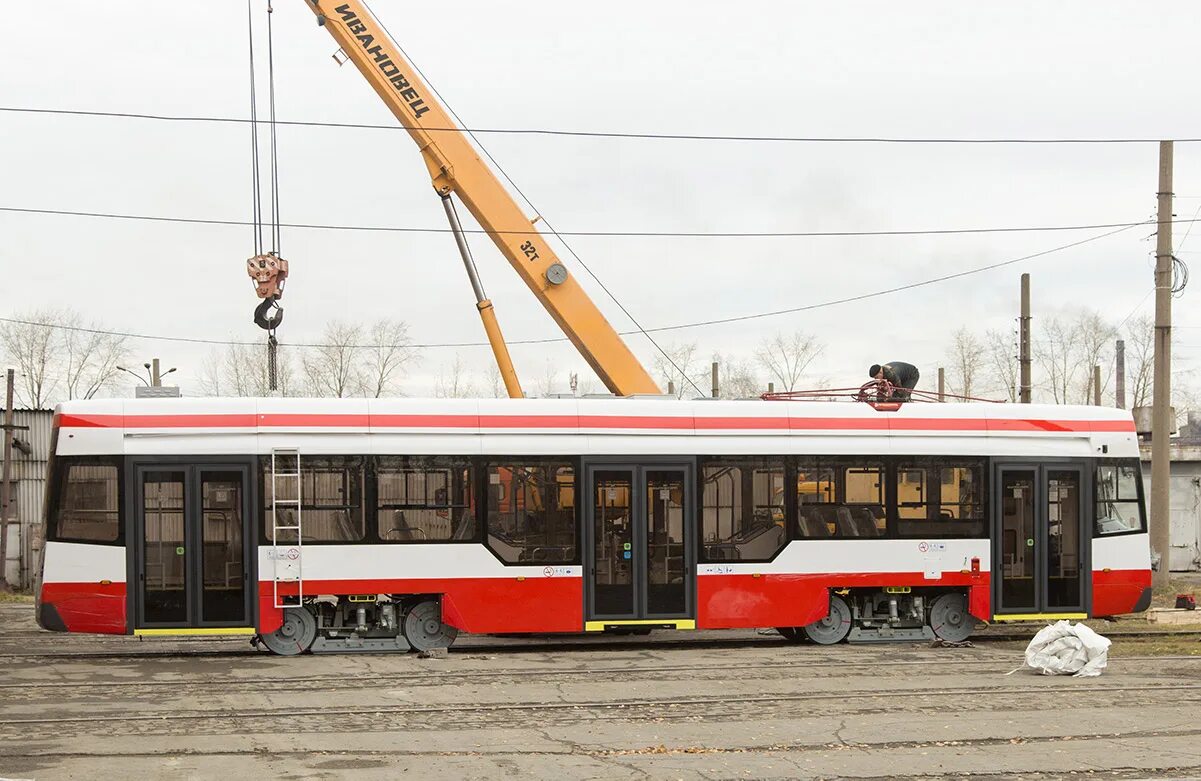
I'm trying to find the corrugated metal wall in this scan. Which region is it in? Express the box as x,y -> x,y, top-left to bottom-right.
2,409 -> 52,589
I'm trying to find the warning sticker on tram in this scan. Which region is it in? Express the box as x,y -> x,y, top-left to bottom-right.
268,547 -> 302,561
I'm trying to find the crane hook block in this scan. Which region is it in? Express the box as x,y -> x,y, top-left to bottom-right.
254,297 -> 284,331
247,253 -> 289,299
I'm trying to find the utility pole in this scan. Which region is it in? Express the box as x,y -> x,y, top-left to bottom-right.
1151,140 -> 1174,589
711,362 -> 720,399
767,382 -> 775,394
1093,365 -> 1102,406
1019,273 -> 1032,404
938,368 -> 946,402
0,369 -> 14,591
151,358 -> 161,387
1115,339 -> 1126,409
667,380 -> 675,397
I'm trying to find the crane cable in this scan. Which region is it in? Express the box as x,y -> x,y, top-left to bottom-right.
246,0 -> 287,391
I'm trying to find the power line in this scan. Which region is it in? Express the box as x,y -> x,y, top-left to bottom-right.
1,205 -> 1191,239
0,220 -> 1138,351
3,106 -> 1199,145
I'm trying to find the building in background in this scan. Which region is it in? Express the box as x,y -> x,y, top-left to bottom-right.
1139,411 -> 1201,573
1,409 -> 52,589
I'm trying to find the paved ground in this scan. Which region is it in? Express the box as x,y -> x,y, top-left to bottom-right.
2,599 -> 1201,780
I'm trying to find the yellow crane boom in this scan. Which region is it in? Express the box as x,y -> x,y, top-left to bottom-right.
306,1 -> 661,396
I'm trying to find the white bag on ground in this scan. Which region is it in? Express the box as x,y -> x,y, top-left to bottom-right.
1023,620 -> 1111,677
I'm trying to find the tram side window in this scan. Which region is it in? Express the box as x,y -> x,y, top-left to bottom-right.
895,460 -> 986,538
375,457 -> 477,542
795,460 -> 885,538
51,459 -> 121,544
486,462 -> 576,564
262,456 -> 365,543
1095,460 -> 1145,535
700,460 -> 787,561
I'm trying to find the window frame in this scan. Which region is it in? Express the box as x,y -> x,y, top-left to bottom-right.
46,455 -> 124,546
1093,457 -> 1147,538
483,457 -> 580,566
892,457 -> 988,539
698,457 -> 789,563
259,455 -> 367,545
372,456 -> 479,544
794,457 -> 889,540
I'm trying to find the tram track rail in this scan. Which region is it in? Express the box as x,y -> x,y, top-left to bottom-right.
5,681 -> 1201,730
0,628 -> 1196,662
2,653 -> 1198,696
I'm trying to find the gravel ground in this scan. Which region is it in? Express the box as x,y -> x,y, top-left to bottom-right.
2,598 -> 1200,780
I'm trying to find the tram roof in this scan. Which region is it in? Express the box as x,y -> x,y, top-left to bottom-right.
54,395 -> 1135,434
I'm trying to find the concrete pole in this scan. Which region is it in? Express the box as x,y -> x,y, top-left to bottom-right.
1115,339 -> 1126,409
711,362 -> 719,399
0,369 -> 13,590
767,382 -> 774,394
151,358 -> 161,387
1151,140 -> 1174,589
1093,365 -> 1102,406
1019,273 -> 1032,404
937,368 -> 946,402
667,380 -> 675,397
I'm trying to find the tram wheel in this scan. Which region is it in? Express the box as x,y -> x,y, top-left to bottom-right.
775,626 -> 803,642
802,595 -> 852,645
403,600 -> 459,652
259,607 -> 317,656
929,592 -> 974,643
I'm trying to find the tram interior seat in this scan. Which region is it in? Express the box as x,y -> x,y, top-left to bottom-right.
385,510 -> 425,540
798,505 -> 882,537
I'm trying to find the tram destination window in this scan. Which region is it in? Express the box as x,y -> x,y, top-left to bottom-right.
262,456 -> 365,543
795,459 -> 885,538
701,459 -> 787,561
375,457 -> 477,542
894,460 -> 986,538
1095,460 -> 1145,535
51,459 -> 121,544
486,462 -> 576,564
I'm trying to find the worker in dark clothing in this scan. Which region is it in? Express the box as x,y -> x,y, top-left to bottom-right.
869,362 -> 920,401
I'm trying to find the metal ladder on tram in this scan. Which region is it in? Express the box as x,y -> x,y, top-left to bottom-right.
270,448 -> 303,608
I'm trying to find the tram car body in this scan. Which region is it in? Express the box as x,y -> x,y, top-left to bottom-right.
36,397 -> 1152,653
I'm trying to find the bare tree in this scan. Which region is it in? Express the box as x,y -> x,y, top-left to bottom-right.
61,313 -> 128,400
653,342 -> 704,399
755,331 -> 823,392
359,319 -> 414,398
484,362 -> 504,398
712,353 -> 762,399
302,321 -> 364,398
537,359 -> 559,397
435,354 -> 475,398
199,341 -> 296,397
1036,314 -> 1084,404
1124,315 -> 1155,409
983,328 -> 1019,402
945,327 -> 984,399
1075,310 -> 1116,403
0,310 -> 60,407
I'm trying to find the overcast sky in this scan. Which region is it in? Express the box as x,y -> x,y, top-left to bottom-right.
4,1 -> 1201,399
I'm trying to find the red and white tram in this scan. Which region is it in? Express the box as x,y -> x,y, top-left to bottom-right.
36,396 -> 1151,654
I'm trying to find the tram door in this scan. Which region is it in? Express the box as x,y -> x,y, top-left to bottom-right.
133,463 -> 255,630
993,464 -> 1089,618
584,464 -> 695,626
